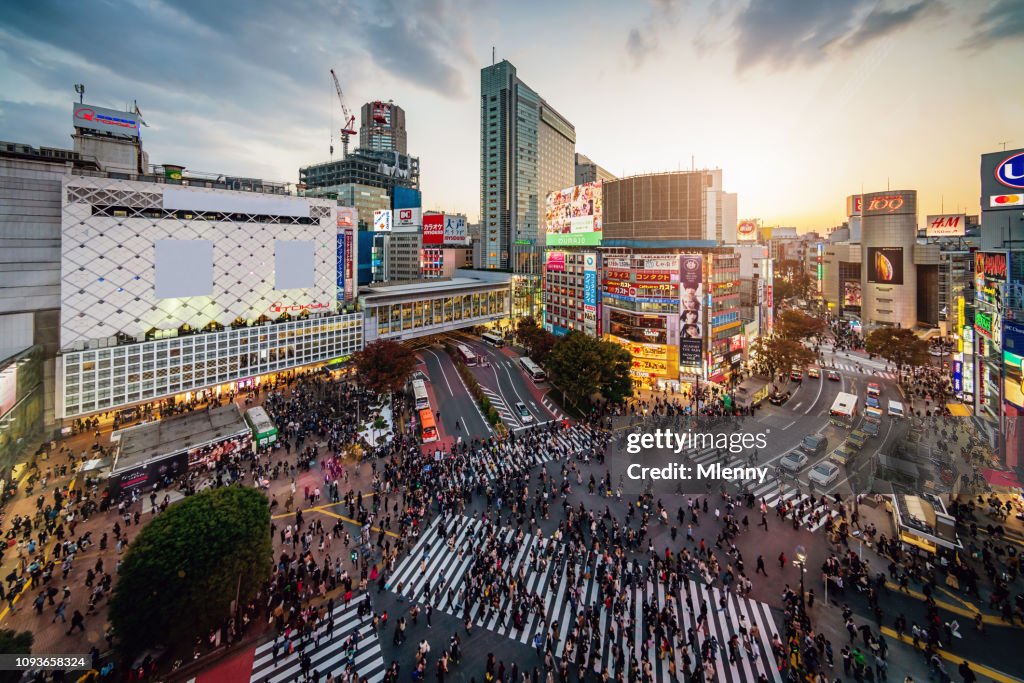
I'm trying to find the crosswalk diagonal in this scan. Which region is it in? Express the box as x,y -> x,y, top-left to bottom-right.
249,600 -> 387,683
388,515 -> 784,683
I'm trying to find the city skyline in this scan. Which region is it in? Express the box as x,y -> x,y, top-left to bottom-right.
1,0 -> 1021,231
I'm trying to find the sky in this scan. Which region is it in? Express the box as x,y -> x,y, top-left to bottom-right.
1,0 -> 1022,232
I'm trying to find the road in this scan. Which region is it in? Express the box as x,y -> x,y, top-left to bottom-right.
446,332 -> 561,431
416,345 -> 491,442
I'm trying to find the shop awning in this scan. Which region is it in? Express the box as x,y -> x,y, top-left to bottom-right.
982,468 -> 1022,489
946,403 -> 971,417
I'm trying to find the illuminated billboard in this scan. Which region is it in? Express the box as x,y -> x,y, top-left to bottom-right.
422,214 -> 444,245
867,247 -> 904,285
843,281 -> 862,307
680,254 -> 703,338
925,214 -> 966,237
546,251 -> 565,272
1004,321 -> 1024,409
737,219 -> 759,242
545,181 -> 603,246
394,207 -> 422,229
982,148 -> 1024,209
862,192 -> 916,216
443,215 -> 468,244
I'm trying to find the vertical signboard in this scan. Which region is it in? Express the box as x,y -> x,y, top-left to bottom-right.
679,254 -> 703,344
344,228 -> 354,300
336,207 -> 357,302
373,209 -> 392,232
583,252 -> 598,336
422,214 -> 444,245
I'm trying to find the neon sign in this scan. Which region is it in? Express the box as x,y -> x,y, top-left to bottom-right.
269,302 -> 332,313
866,195 -> 904,213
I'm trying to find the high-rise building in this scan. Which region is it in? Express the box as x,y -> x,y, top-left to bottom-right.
574,153 -> 615,185
299,148 -> 419,196
480,60 -> 575,278
359,101 -> 407,154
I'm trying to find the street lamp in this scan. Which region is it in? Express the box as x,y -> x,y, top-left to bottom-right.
794,544 -> 808,622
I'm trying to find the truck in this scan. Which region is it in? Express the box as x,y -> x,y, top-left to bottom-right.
830,392 -> 858,429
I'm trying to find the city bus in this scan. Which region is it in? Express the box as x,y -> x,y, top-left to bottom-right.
481,332 -> 505,348
411,379 -> 430,411
520,356 -> 546,382
244,406 -> 278,448
419,408 -> 438,443
456,343 -> 479,366
830,391 -> 858,429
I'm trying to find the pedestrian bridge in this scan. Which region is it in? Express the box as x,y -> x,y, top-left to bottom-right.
359,270 -> 511,343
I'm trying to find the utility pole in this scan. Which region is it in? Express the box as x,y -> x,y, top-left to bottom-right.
74,83 -> 85,104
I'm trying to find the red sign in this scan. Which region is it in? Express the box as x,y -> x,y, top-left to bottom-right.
269,301 -> 332,313
765,285 -> 773,308
636,272 -> 670,283
605,270 -> 631,281
865,194 -> 905,214
423,214 -> 444,245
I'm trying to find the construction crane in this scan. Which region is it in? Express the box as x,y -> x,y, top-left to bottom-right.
330,69 -> 357,158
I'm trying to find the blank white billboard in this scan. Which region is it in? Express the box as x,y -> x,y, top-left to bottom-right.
275,240 -> 315,290
155,240 -> 214,299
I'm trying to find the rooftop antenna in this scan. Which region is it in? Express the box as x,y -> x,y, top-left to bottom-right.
74,83 -> 85,104
492,46 -> 495,65
998,140 -> 1010,151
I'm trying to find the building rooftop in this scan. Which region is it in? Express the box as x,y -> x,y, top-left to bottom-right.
111,405 -> 250,474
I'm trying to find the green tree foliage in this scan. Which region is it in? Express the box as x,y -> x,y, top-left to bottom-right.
546,332 -> 632,406
515,316 -> 557,364
0,630 -> 33,683
776,309 -> 828,342
865,327 -> 930,371
750,336 -> 817,379
109,487 -> 272,656
353,340 -> 417,394
773,259 -> 813,303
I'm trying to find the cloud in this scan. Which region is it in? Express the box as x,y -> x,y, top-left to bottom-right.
625,0 -> 683,67
731,0 -> 945,73
962,0 -> 1024,50
841,0 -> 945,51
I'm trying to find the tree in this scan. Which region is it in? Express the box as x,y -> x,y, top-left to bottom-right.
353,340 -> 417,394
750,336 -> 817,379
546,332 -> 632,407
515,317 -> 556,364
0,630 -> 33,683
865,328 -> 930,371
109,486 -> 272,656
776,309 -> 827,342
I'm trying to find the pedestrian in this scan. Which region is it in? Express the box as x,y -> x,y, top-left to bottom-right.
66,609 -> 86,635
778,551 -> 786,569
756,555 -> 767,576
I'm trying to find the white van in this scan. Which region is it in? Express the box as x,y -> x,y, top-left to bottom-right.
887,400 -> 905,418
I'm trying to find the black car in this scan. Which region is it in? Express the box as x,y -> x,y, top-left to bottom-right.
769,390 -> 791,405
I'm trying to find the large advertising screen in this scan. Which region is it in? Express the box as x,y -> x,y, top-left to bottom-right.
545,181 -> 603,246
680,254 -> 703,339
842,280 -> 862,307
867,247 -> 904,285
609,311 -> 666,344
679,338 -> 702,368
422,214 -> 444,245
1004,321 -> 1024,409
0,365 -> 16,418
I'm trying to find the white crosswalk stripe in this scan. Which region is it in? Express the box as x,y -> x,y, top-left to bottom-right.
826,363 -> 897,379
686,449 -> 842,532
388,516 -> 783,683
249,600 -> 386,683
479,386 -> 519,424
464,427 -> 603,483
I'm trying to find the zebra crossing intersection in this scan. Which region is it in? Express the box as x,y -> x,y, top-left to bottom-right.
467,427 -> 601,482
388,515 -> 783,683
248,599 -> 387,683
684,447 -> 841,533
827,362 -> 896,379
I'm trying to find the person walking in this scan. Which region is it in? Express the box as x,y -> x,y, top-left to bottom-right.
756,555 -> 767,576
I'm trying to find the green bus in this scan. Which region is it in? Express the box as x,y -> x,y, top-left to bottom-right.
245,406 -> 278,448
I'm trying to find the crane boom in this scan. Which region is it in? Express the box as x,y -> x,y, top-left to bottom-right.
330,69 -> 357,158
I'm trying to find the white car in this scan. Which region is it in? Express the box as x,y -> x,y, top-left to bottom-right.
515,402 -> 533,424
779,450 -> 809,473
808,461 -> 841,487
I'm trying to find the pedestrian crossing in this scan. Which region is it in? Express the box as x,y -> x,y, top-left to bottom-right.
685,447 -> 842,533
249,599 -> 387,683
467,428 -> 603,482
480,385 -> 519,425
542,396 -> 565,420
826,362 -> 897,380
388,515 -> 783,683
